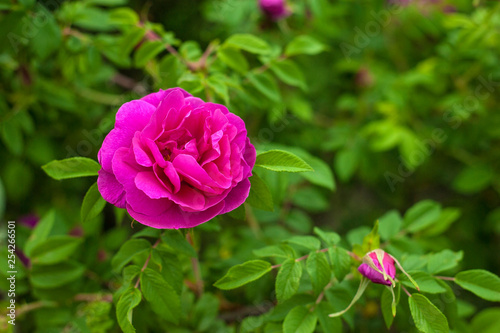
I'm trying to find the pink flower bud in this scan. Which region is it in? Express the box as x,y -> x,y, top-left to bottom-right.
259,0 -> 291,21
358,249 -> 396,286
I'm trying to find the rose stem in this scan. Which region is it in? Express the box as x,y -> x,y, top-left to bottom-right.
187,229 -> 204,297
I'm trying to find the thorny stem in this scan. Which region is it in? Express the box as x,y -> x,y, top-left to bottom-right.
187,229 -> 204,297
400,284 -> 412,298
134,237 -> 162,288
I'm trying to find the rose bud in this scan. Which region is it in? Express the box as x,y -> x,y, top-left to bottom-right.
358,249 -> 397,286
259,0 -> 291,21
97,88 -> 256,229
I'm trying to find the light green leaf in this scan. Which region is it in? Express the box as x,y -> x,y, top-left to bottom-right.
313,227 -> 340,246
334,147 -> 360,182
401,271 -> 447,294
403,200 -> 441,233
378,210 -> 403,241
285,35 -> 326,57
455,270 -> 500,302
247,72 -> 281,103
42,157 -> 101,180
283,306 -> 318,333
316,302 -> 342,333
111,239 -> 151,272
81,182 -> 106,222
300,155 -> 335,190
328,247 -> 351,282
421,208 -> 461,237
116,287 -> 142,333
214,260 -> 272,290
140,268 -> 181,324
409,294 -> 449,333
224,34 -> 271,54
276,259 -> 303,302
270,59 -> 306,90
134,40 -> 164,67
256,150 -> 313,173
30,235 -> 83,265
246,173 -> 274,211
427,250 -> 463,274
381,286 -> 400,329
253,244 -> 295,258
30,261 -> 86,288
217,47 -> 249,74
306,251 -> 331,295
286,236 -> 321,251
471,308 -> 500,333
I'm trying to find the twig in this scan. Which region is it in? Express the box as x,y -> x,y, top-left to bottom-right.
400,284 -> 412,298
435,276 -> 455,281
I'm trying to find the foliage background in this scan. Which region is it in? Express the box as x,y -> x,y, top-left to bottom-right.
0,0 -> 499,332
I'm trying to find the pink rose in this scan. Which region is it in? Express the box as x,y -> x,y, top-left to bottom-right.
358,249 -> 396,286
259,0 -> 291,21
97,88 -> 256,229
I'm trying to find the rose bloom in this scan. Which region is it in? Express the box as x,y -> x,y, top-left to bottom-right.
358,249 -> 396,286
259,0 -> 291,21
97,88 -> 256,229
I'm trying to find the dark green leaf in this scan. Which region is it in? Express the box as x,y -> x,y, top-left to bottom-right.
81,182 -> 106,222
247,72 -> 281,103
306,251 -> 331,295
134,40 -> 165,67
471,308 -> 500,333
42,157 -> 101,180
161,230 -> 197,257
283,306 -> 318,333
30,235 -> 83,265
246,173 -> 274,211
111,239 -> 151,272
328,247 -> 351,282
24,210 -> 56,257
276,259 -> 303,302
217,47 -> 249,74
116,287 -> 142,333
31,261 -> 85,288
270,59 -> 306,90
140,268 -> 181,324
214,260 -> 272,290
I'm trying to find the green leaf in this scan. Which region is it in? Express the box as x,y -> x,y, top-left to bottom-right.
286,236 -> 321,251
408,294 -> 449,333
253,244 -> 295,259
246,173 -> 274,211
134,40 -> 165,67
452,165 -> 493,194
285,35 -> 326,57
381,286 -> 400,329
140,268 -> 181,324
306,251 -> 331,295
299,154 -> 335,191
217,47 -> 249,74
313,227 -> 341,246
29,9 -> 61,59
316,302 -> 342,333
214,260 -> 272,290
401,271 -> 447,294
30,261 -> 86,288
276,259 -> 303,302
270,59 -> 306,90
455,270 -> 500,302
328,247 -> 351,282
403,200 -> 441,233
420,208 -> 461,237
30,235 -> 83,265
116,287 -> 142,333
427,250 -> 463,274
24,210 -> 56,257
471,308 -> 500,333
42,157 -> 101,180
283,306 -> 318,333
1,120 -> 23,155
81,182 -> 106,222
247,72 -> 281,103
109,7 -> 140,26
86,0 -> 128,7
334,147 -> 360,182
111,239 -> 151,272
378,210 -> 403,241
161,230 -> 197,257
224,34 -> 271,54
256,150 -> 313,173
206,74 -> 229,104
